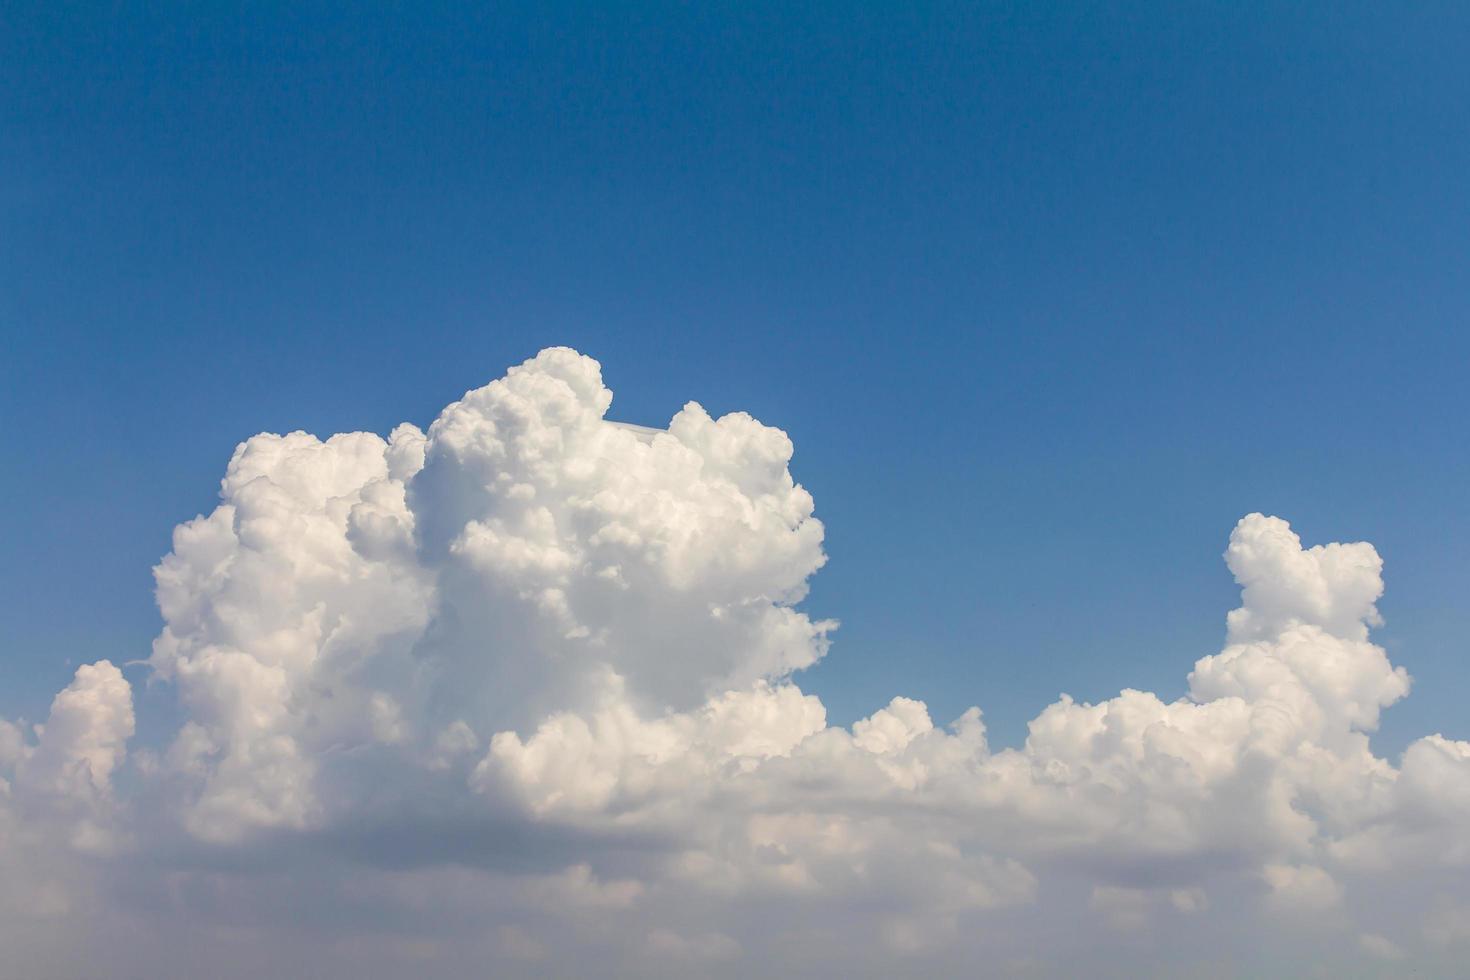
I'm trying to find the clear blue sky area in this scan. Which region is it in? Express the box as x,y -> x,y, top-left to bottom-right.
3,2 -> 1467,754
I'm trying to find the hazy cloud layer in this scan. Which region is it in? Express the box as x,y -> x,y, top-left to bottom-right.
3,348 -> 1467,978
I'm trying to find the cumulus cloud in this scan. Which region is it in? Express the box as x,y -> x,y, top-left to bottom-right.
3,660 -> 133,850
2,347 -> 1468,978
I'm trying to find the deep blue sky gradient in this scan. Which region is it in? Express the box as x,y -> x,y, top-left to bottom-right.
4,2 -> 1468,753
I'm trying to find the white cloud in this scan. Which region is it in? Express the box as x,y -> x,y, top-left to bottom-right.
3,660 -> 134,853
1262,864 -> 1343,914
2,347 -> 1469,977
1359,932 -> 1406,960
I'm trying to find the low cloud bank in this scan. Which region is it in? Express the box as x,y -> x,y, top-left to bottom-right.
3,348 -> 1467,977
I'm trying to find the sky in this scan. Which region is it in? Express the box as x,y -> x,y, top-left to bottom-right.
3,3 -> 1470,977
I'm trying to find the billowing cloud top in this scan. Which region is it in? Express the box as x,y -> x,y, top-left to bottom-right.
1,348 -> 1466,978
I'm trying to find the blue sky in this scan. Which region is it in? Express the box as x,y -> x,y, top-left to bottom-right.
4,0 -> 1468,760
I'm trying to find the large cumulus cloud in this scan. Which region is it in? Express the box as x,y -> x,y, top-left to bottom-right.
2,347 -> 1468,978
